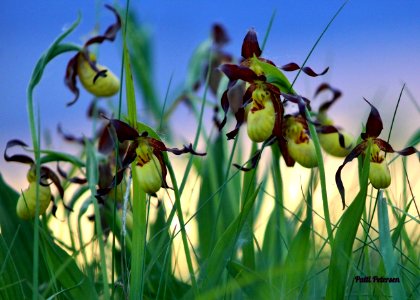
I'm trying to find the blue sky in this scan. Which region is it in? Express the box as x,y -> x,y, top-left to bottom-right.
1,0 -> 419,188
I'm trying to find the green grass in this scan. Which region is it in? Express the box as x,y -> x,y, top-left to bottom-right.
0,2 -> 419,300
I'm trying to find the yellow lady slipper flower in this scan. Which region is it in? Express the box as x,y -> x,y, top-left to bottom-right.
285,116 -> 317,168
368,144 -> 391,189
319,131 -> 354,157
77,53 -> 120,98
135,140 -> 163,194
16,182 -> 51,220
135,155 -> 163,194
65,4 -> 121,106
246,86 -> 276,142
4,139 -> 67,219
96,119 -> 205,198
314,83 -> 354,157
336,99 -> 418,209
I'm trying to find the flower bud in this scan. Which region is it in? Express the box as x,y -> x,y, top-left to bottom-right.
135,154 -> 163,194
77,54 -> 120,97
369,161 -> 391,189
16,182 -> 51,220
319,132 -> 354,157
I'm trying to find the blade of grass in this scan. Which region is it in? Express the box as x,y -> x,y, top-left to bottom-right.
305,107 -> 334,247
85,139 -> 110,299
26,16 -> 81,300
199,184 -> 261,291
290,0 -> 348,88
377,192 -> 407,299
165,158 -> 199,296
123,36 -> 149,299
281,170 -> 314,298
240,143 -> 258,271
325,143 -> 371,300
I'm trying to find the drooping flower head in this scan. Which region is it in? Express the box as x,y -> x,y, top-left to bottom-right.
97,119 -> 206,196
313,83 -> 355,157
4,140 -> 66,219
65,4 -> 121,106
218,29 -> 329,170
335,98 -> 418,209
283,114 -> 318,168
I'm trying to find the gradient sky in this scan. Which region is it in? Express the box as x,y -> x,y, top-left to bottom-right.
1,0 -> 419,189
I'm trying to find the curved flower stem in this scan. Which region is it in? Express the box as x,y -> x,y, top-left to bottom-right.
26,15 -> 81,298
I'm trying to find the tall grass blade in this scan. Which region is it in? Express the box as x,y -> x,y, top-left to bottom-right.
199,184 -> 261,291
377,192 -> 407,299
325,143 -> 371,300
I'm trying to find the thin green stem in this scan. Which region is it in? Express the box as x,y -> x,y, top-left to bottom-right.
178,51 -> 212,195
305,108 -> 334,247
165,159 -> 199,296
290,0 -> 348,88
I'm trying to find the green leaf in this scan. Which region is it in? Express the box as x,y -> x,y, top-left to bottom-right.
281,218 -> 311,298
39,150 -> 85,167
325,143 -> 371,300
199,184 -> 261,291
124,11 -> 162,120
377,192 -> 406,299
226,260 -> 273,299
252,59 -> 296,94
40,230 -> 97,299
240,143 -> 258,271
0,173 -> 97,299
196,134 -> 229,260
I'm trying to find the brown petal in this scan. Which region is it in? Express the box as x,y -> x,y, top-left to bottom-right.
84,5 -> 121,47
361,98 -> 383,139
56,162 -> 87,184
219,64 -> 260,83
97,124 -> 114,155
87,100 -> 109,119
335,142 -> 368,209
233,149 -> 262,171
165,143 -> 206,156
96,168 -> 126,197
314,83 -> 342,112
41,166 -> 64,200
280,63 -> 300,72
277,137 -> 295,167
154,151 -> 170,189
226,108 -> 245,140
212,23 -> 229,45
64,54 -> 80,106
226,85 -> 255,139
374,139 -> 418,156
282,93 -> 312,122
271,93 -> 284,138
4,139 -> 34,164
241,28 -> 262,59
110,119 -> 140,142
219,89 -> 230,130
122,141 -> 138,168
281,63 -> 329,77
57,124 -> 86,145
